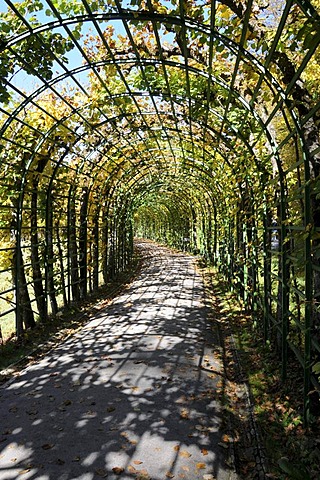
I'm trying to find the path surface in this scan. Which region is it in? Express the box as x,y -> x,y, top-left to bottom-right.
0,242 -> 238,480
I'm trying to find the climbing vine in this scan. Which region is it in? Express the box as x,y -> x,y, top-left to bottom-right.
0,0 -> 319,432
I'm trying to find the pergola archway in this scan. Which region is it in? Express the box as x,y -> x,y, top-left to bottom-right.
0,0 -> 320,422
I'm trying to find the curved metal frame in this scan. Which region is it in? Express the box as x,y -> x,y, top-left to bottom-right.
0,0 -> 320,424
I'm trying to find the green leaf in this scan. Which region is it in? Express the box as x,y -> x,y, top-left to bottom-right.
278,457 -> 311,480
304,31 -> 320,51
312,362 -> 320,375
72,29 -> 81,41
0,23 -> 11,33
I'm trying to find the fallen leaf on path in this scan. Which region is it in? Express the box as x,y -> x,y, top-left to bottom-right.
136,469 -> 150,479
173,445 -> 180,452
180,408 -> 189,420
18,469 -> 31,475
175,396 -> 187,404
41,444 -> 54,450
128,465 -> 138,474
95,468 -> 108,477
112,466 -> 124,475
84,410 -> 96,417
166,472 -> 174,478
179,450 -> 191,458
144,387 -> 153,393
196,463 -> 206,469
26,409 -> 38,415
133,460 -> 143,465
201,449 -> 209,456
106,406 -> 116,412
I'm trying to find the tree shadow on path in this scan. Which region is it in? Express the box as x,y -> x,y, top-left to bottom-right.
0,242 -> 238,480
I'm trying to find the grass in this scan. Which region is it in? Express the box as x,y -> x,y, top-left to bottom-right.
200,264 -> 320,480
0,271 -> 15,342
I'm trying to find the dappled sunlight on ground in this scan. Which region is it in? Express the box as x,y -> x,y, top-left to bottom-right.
0,242 -> 237,480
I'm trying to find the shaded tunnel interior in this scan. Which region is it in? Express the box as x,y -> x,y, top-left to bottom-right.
0,0 -> 320,422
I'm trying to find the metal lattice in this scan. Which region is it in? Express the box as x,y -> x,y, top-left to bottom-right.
0,0 -> 320,422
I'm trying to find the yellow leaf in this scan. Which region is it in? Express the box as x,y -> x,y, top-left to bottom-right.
196,463 -> 206,469
128,465 -> 138,474
180,408 -> 189,420
179,450 -> 192,458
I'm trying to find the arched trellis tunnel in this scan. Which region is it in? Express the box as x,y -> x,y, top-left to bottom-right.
0,0 -> 320,424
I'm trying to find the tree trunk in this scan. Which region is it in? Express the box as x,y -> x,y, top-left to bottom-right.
11,165 -> 35,336
13,248 -> 36,333
93,209 -> 100,289
56,222 -> 68,307
68,192 -> 80,301
31,178 -> 47,321
79,187 -> 88,299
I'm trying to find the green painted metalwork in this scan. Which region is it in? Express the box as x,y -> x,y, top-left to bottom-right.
0,0 -> 320,425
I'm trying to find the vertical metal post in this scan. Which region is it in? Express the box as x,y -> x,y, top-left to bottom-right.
243,220 -> 248,304
303,149 -> 312,426
14,164 -> 28,336
79,187 -> 88,299
14,204 -> 23,337
251,214 -> 258,313
280,182 -> 289,382
67,187 -> 72,305
262,208 -> 270,342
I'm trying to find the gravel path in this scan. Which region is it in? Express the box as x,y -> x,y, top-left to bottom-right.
0,241 -> 238,480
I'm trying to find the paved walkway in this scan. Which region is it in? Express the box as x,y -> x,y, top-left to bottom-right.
0,241 -> 238,480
